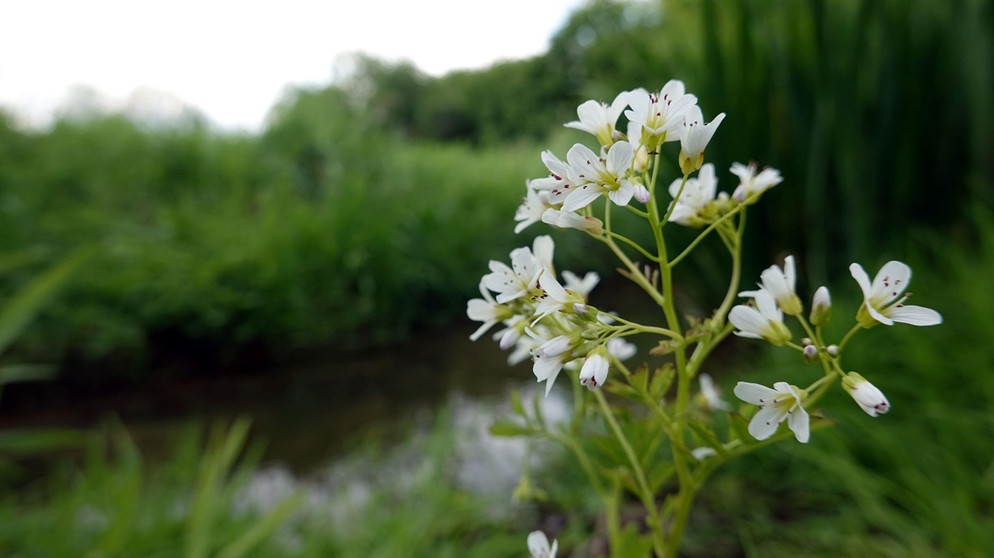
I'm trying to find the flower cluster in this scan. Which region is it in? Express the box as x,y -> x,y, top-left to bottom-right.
730,256 -> 942,442
467,235 -> 635,395
515,81 -> 769,236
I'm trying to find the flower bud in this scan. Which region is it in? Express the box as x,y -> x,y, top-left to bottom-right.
573,303 -> 600,323
633,183 -> 651,204
810,286 -> 832,326
802,344 -> 818,363
841,372 -> 890,417
826,344 -> 839,357
633,144 -> 650,173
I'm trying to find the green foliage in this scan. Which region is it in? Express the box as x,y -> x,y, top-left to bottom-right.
0,419 -> 300,558
0,409 -> 549,558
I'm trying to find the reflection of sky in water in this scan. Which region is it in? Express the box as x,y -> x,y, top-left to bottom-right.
234,385 -> 570,551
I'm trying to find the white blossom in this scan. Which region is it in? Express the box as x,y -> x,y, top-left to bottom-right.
733,381 -> 810,443
849,261 -> 942,327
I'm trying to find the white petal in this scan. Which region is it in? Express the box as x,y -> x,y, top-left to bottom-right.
849,263 -> 873,299
608,182 -> 634,206
749,406 -> 785,440
469,320 -> 496,341
733,381 -> 778,405
539,269 -> 568,301
562,185 -> 603,212
759,266 -> 791,300
784,255 -> 796,291
605,141 -> 634,174
533,356 -> 561,381
887,304 -> 943,326
565,143 -> 599,172
787,407 -> 810,443
754,290 -> 781,321
729,306 -> 767,337
872,261 -> 912,299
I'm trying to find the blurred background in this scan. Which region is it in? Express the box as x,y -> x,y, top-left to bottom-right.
0,0 -> 992,556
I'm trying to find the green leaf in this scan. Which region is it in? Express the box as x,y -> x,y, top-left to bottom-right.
649,364 -> 676,401
631,363 -> 649,393
687,417 -> 726,456
0,248 -> 91,356
509,389 -> 526,417
728,411 -> 755,445
612,523 -> 656,558
217,492 -> 303,558
0,428 -> 87,454
489,419 -> 536,437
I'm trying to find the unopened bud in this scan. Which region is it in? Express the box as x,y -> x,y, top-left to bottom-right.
809,286 -> 832,326
802,344 -> 818,363
578,346 -> 610,391
633,144 -> 650,173
842,372 -> 890,417
633,183 -> 650,204
573,303 -> 600,322
826,344 -> 839,357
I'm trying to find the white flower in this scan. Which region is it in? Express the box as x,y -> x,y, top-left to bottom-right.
733,381 -> 810,443
552,141 -> 636,211
606,337 -> 637,361
842,372 -> 890,417
729,289 -> 792,346
514,187 -> 554,234
625,81 -> 698,151
564,92 -> 630,148
679,105 -> 725,174
699,373 -> 731,411
482,237 -> 555,304
730,162 -> 783,203
849,261 -> 942,327
578,349 -> 610,390
739,255 -> 803,315
527,530 -> 558,558
562,270 -> 600,297
667,163 -> 719,227
466,281 -> 511,341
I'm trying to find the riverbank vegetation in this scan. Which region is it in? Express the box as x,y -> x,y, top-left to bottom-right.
0,0 -> 991,555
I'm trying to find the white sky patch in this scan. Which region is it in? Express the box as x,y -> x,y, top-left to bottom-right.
0,0 -> 585,130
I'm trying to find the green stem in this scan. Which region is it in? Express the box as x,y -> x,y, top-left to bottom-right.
594,389 -> 666,555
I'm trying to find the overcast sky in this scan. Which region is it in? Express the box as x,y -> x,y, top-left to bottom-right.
0,0 -> 586,130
